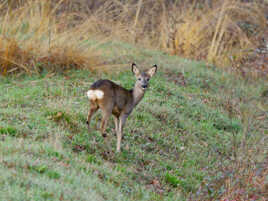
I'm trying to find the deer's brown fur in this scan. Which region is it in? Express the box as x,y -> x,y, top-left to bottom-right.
86,63 -> 157,152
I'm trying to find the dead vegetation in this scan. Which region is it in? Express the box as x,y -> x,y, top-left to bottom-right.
0,0 -> 267,76
0,0 -> 101,75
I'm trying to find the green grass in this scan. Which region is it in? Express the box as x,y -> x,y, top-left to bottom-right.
0,42 -> 267,201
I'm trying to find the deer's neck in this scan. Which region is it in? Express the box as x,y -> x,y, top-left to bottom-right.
132,85 -> 145,107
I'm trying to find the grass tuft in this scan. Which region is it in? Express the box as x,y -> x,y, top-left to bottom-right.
0,126 -> 18,136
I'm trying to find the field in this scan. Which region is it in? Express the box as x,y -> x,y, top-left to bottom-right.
0,41 -> 267,200
0,0 -> 268,200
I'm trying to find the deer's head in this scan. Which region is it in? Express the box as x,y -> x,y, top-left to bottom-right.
132,63 -> 157,91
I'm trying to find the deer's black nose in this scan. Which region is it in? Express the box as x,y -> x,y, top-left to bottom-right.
142,85 -> 147,89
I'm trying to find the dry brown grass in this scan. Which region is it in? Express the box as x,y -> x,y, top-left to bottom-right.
0,0 -> 102,75
168,0 -> 266,68
0,0 -> 266,75
72,0 -> 266,70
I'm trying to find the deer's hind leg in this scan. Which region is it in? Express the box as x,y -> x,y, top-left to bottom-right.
87,100 -> 99,131
113,116 -> 119,134
99,102 -> 114,137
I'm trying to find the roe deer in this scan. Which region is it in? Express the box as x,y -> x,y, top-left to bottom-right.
86,63 -> 157,152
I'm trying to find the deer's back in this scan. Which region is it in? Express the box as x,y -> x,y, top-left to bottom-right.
88,79 -> 133,116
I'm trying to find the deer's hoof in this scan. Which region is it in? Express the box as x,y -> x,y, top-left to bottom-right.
116,149 -> 121,153
86,121 -> 89,125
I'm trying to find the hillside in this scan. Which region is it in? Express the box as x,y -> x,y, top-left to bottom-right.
0,42 -> 267,201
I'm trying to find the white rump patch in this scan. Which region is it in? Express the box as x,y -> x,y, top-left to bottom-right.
87,90 -> 104,100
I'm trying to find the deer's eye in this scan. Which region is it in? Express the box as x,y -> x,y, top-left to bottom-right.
138,78 -> 141,81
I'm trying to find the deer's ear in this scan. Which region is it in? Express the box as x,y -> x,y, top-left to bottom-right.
132,63 -> 140,76
147,64 -> 157,77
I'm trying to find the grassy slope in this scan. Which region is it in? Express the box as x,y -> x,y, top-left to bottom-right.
0,42 -> 267,201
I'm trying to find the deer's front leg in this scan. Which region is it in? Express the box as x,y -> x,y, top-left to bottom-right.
116,114 -> 128,152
